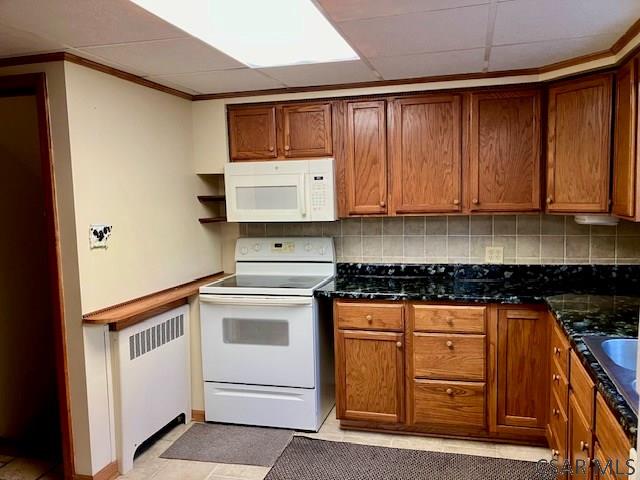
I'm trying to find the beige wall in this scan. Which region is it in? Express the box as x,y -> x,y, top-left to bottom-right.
0,95 -> 58,443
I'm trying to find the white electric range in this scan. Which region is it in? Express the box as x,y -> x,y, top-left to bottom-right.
199,237 -> 335,431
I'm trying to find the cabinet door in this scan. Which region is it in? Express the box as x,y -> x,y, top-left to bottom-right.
335,329 -> 404,423
345,100 -> 387,215
228,106 -> 277,160
469,89 -> 541,212
612,57 -> 638,219
390,95 -> 463,214
547,74 -> 613,213
282,103 -> 332,158
490,307 -> 549,437
569,393 -> 593,480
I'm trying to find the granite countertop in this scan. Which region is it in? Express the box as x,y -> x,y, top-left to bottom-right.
316,263 -> 640,445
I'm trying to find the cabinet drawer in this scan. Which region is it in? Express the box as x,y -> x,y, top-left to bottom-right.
551,357 -> 569,409
570,351 -> 595,426
335,301 -> 403,331
549,389 -> 568,459
411,304 -> 486,333
551,321 -> 571,378
595,393 -> 631,479
413,333 -> 485,381
569,393 -> 593,480
412,380 -> 485,429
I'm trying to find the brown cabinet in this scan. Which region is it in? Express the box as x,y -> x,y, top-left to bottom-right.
546,74 -> 613,213
612,56 -> 639,220
228,102 -> 332,161
413,333 -> 485,381
490,306 -> 548,438
335,300 -> 403,332
282,103 -> 333,158
228,106 -> 277,160
468,89 -> 542,212
412,379 -> 486,430
568,392 -> 593,480
389,94 -> 463,214
595,393 -> 632,480
344,100 -> 388,215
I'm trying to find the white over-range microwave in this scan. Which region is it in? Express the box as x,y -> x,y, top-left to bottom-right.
224,158 -> 337,222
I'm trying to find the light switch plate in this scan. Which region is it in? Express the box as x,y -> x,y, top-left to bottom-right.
485,246 -> 504,264
90,224 -> 112,249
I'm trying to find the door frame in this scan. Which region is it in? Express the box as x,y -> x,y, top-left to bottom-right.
0,73 -> 74,478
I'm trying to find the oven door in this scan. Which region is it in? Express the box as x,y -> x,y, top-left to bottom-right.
200,295 -> 316,388
225,172 -> 310,222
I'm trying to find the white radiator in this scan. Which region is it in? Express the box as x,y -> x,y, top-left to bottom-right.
110,305 -> 190,474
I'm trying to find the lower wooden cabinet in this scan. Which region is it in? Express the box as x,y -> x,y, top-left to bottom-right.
411,379 -> 485,430
568,392 -> 593,480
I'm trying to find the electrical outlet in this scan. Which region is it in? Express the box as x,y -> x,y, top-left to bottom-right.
485,246 -> 504,264
90,224 -> 112,249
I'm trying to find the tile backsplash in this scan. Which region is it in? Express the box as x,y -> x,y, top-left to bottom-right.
240,214 -> 640,265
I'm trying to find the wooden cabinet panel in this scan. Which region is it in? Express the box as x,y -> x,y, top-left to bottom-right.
551,320 -> 571,379
228,106 -> 277,160
345,100 -> 387,215
411,304 -> 486,334
550,356 -> 569,412
612,56 -> 639,220
569,392 -> 593,480
469,89 -> 541,212
593,443 -> 616,480
282,103 -> 332,158
389,95 -> 463,214
413,333 -> 485,381
411,379 -> 485,429
335,329 -> 404,423
549,389 -> 569,467
490,306 -> 549,435
335,300 -> 404,332
546,74 -> 613,213
595,393 -> 632,479
570,351 -> 595,426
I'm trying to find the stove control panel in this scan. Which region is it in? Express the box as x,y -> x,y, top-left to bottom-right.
235,237 -> 335,262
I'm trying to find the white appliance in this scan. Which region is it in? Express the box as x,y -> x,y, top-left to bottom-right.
224,158 -> 337,222
110,305 -> 190,474
199,237 -> 335,431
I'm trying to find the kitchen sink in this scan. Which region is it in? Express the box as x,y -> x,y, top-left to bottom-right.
583,336 -> 638,415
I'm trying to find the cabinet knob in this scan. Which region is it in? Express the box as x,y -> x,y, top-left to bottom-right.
580,441 -> 589,452
365,314 -> 373,322
453,199 -> 460,205
546,196 -> 553,204
446,340 -> 454,348
379,200 -> 386,208
554,347 -> 561,355
446,319 -> 454,325
446,388 -> 454,396
552,374 -> 560,382
552,408 -> 559,416
268,146 -> 274,152
284,145 -> 290,151
396,341 -> 402,348
552,449 -> 560,458
472,198 -> 479,205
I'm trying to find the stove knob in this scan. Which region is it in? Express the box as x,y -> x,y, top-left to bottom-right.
304,243 -> 313,251
253,243 -> 261,252
319,247 -> 326,255
240,247 -> 249,255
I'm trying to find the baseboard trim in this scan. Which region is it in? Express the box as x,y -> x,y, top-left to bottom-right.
192,409 -> 205,422
73,461 -> 119,480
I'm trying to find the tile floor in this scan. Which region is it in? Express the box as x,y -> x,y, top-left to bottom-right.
0,409 -> 551,479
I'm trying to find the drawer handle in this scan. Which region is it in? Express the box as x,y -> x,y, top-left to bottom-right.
552,374 -> 560,383
268,146 -> 274,152
379,200 -> 386,208
472,198 -> 479,205
446,319 -> 454,325
552,408 -> 559,416
396,341 -> 402,348
446,388 -> 454,396
552,449 -> 560,459
365,314 -> 373,322
453,199 -> 460,205
554,347 -> 561,355
446,341 -> 454,349
546,196 -> 553,204
580,441 -> 589,452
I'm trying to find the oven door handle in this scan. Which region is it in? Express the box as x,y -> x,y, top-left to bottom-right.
199,295 -> 313,306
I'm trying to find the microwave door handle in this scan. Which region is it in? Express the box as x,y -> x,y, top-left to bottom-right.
298,175 -> 307,218
199,295 -> 312,306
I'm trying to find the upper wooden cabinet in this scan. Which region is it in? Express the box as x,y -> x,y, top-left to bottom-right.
228,106 -> 277,160
281,103 -> 332,158
389,94 -> 463,214
490,306 -> 548,440
546,74 -> 613,213
612,56 -> 639,220
468,89 -> 542,212
228,102 -> 332,161
344,100 -> 387,215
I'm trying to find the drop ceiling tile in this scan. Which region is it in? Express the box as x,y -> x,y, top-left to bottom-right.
81,38 -> 244,76
338,4 -> 490,57
370,48 -> 486,80
258,60 -> 378,87
488,34 -> 617,71
0,0 -> 186,48
493,0 -> 640,45
317,0 -> 489,22
0,24 -> 64,57
149,69 -> 285,95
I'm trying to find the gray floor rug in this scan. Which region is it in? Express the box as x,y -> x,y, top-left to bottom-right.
265,437 -> 557,480
160,423 -> 293,467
